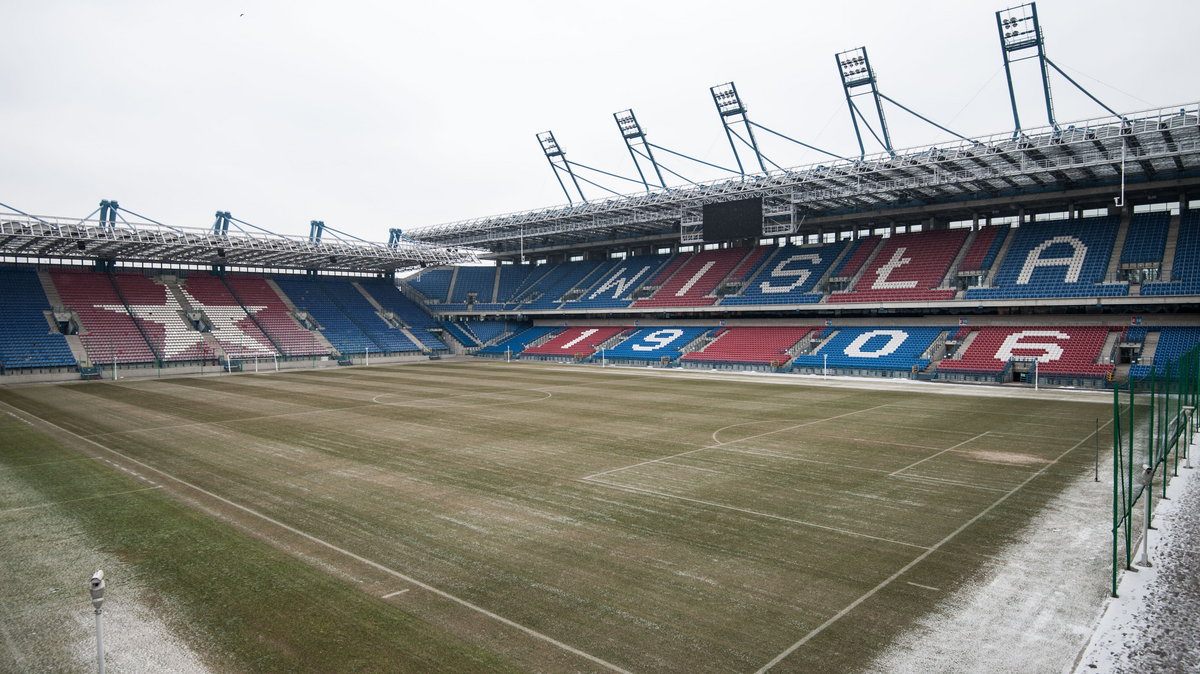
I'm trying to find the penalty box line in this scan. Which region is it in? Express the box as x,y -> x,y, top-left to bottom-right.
752,413 -> 1118,673
581,403 -> 895,481
0,400 -> 633,674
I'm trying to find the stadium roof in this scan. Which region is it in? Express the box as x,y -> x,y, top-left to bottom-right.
0,212 -> 477,273
407,103 -> 1200,255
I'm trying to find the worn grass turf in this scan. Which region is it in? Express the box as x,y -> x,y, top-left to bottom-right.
0,361 -> 1112,672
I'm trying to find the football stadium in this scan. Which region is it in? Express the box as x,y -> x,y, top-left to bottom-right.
2,2 -> 1199,672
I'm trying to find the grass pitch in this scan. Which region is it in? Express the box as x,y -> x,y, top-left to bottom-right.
0,361 -> 1112,672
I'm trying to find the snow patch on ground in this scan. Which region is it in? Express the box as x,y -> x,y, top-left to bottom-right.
863,437 -> 1120,673
1073,433 -> 1200,673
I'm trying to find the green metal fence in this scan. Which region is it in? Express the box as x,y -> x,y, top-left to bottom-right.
1110,343 -> 1199,596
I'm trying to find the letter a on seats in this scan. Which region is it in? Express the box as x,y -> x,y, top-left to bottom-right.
1016,236 -> 1087,284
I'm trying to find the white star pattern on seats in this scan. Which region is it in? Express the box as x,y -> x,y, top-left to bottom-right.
95,297 -> 207,359
182,289 -> 270,354
95,286 -> 271,358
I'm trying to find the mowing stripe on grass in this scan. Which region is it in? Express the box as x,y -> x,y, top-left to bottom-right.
581,478 -> 930,550
0,486 -> 163,515
752,414 -> 1116,673
582,403 -> 895,481
0,400 -> 634,674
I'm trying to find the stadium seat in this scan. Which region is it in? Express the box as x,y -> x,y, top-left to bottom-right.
681,326 -> 816,366
937,326 -> 1118,377
0,267 -> 77,370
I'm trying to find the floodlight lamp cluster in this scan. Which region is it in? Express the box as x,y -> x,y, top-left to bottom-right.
998,11 -> 1035,44
614,110 -> 643,139
537,131 -> 563,157
839,54 -> 868,76
711,84 -> 745,116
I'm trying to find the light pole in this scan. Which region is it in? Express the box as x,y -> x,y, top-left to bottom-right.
89,570 -> 106,674
365,345 -> 370,367
823,353 -> 828,378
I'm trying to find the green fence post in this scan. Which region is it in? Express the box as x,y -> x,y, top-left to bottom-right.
1112,380 -> 1120,597
1126,377 -> 1135,570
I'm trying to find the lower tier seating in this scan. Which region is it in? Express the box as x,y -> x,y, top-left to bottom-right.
681,326 -> 816,365
792,326 -> 947,372
937,326 -> 1118,376
521,326 -> 628,357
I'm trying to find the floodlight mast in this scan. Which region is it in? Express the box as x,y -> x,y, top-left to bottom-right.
537,131 -> 587,204
996,2 -> 1122,138
836,47 -> 894,158
613,109 -> 667,193
997,3 -> 1055,136
710,83 -> 768,176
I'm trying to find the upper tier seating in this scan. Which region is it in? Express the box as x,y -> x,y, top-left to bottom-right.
180,274 -> 276,358
828,229 -> 967,303
222,276 -> 328,357
957,225 -> 1009,273
520,326 -> 629,357
496,265 -> 538,309
559,254 -> 672,311
721,241 -> 847,306
450,266 -> 498,304
519,260 -> 613,311
727,246 -> 773,282
0,268 -> 76,369
936,326 -> 1117,376
828,236 -> 880,278
601,326 -> 711,362
51,269 -> 157,364
965,216 -> 1126,299
357,279 -> 447,351
792,326 -> 946,372
632,247 -> 752,308
1142,211 -> 1200,296
681,326 -> 816,365
408,268 -> 454,303
1120,212 -> 1170,265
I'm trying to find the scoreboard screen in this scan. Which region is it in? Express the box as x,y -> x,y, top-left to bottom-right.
702,198 -> 762,242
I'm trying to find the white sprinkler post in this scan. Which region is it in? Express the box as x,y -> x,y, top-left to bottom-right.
1185,406 -> 1195,470
1138,464 -> 1154,567
89,570 -> 106,674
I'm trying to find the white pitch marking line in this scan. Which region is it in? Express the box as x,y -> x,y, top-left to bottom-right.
583,403 -> 895,481
381,589 -> 409,599
581,478 -> 930,550
753,415 -> 1118,673
0,400 -> 632,674
889,431 -> 991,477
371,388 -> 552,407
889,473 -> 1010,493
906,581 -> 940,592
0,486 -> 163,515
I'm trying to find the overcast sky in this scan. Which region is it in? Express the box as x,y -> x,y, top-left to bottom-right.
3,0 -> 1197,243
